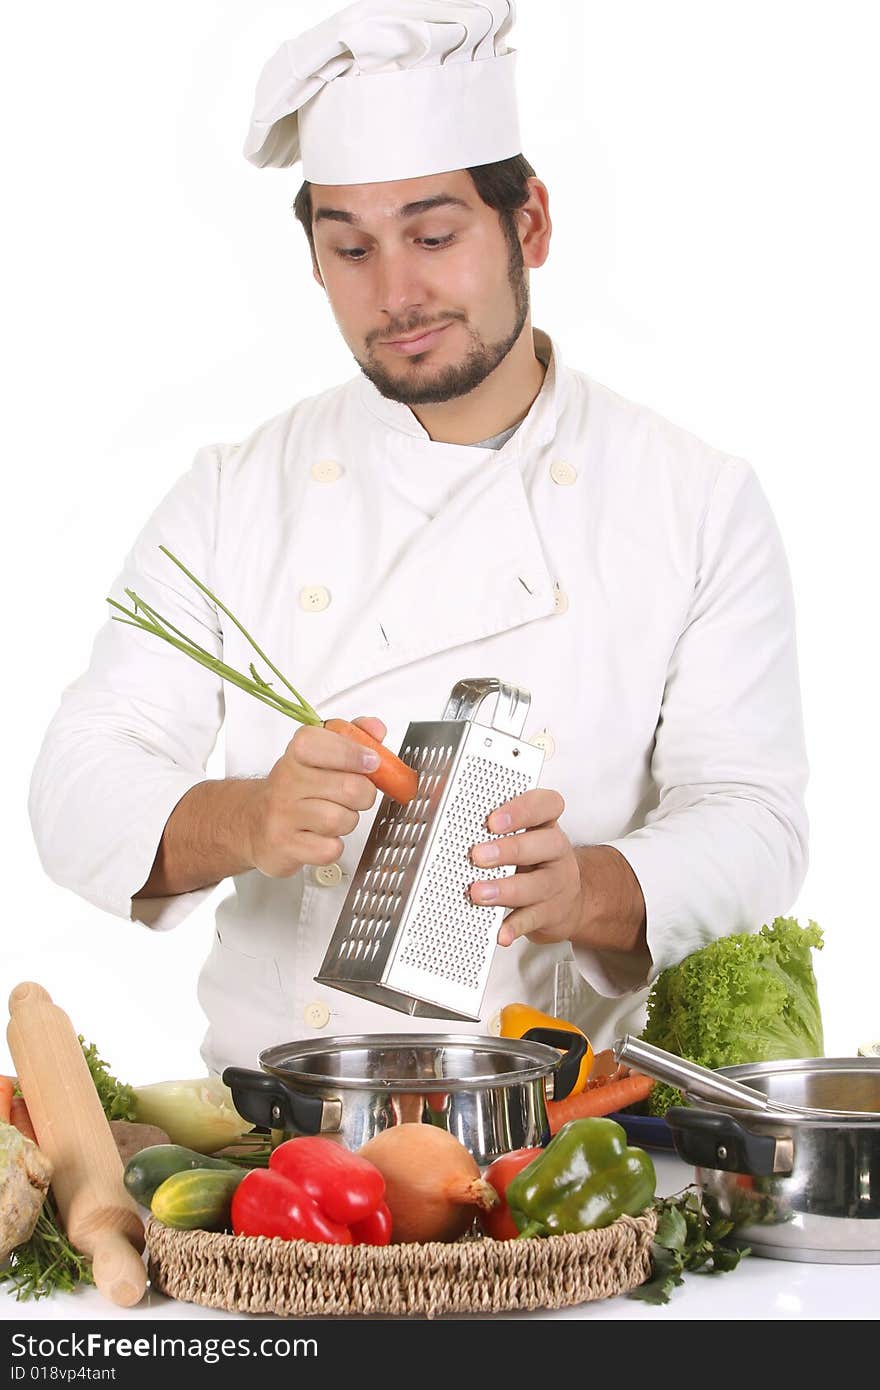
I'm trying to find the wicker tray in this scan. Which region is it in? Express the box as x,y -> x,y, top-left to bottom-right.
145,1210 -> 657,1318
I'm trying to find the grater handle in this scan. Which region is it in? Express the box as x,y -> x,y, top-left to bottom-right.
441,678 -> 531,737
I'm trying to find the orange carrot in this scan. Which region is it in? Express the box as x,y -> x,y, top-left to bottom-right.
10,1095 -> 37,1143
0,1076 -> 14,1124
324,717 -> 419,806
546,1073 -> 655,1134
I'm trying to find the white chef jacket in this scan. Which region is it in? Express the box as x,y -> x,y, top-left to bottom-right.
28,331 -> 809,1074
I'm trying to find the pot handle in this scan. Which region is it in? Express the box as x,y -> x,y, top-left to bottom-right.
522,1026 -> 587,1101
666,1107 -> 795,1177
222,1067 -> 341,1136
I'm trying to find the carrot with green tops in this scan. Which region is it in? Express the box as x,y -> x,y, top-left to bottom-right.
545,1073 -> 655,1134
0,1075 -> 14,1124
108,546 -> 419,805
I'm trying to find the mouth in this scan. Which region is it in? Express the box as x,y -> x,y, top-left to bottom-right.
379,322 -> 455,357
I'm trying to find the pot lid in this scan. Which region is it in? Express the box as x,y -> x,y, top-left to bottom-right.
258,1032 -> 564,1091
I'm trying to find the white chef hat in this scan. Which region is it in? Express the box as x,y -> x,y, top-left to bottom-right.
243,0 -> 521,185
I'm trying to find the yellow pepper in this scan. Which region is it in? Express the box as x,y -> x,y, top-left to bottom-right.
499,1004 -> 594,1096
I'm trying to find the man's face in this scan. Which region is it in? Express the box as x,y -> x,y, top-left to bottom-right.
309,170 -> 530,405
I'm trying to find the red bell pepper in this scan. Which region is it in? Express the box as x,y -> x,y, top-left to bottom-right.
269,1136 -> 386,1225
478,1147 -> 544,1241
349,1201 -> 392,1246
231,1168 -> 353,1244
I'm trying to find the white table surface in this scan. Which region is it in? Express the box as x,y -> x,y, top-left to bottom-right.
2,1154 -> 877,1323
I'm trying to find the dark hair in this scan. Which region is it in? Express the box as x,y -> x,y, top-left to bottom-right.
293,153 -> 537,262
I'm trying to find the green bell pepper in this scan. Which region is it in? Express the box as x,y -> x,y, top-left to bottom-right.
506,1117 -> 656,1238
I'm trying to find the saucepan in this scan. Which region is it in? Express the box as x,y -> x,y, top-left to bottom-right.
615,1036 -> 880,1264
223,1027 -> 586,1168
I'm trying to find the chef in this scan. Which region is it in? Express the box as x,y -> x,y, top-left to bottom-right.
28,0 -> 808,1074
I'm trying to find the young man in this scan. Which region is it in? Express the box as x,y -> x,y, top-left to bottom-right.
28,1 -> 808,1074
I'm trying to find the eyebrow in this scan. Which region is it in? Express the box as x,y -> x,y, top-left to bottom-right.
313,193 -> 472,226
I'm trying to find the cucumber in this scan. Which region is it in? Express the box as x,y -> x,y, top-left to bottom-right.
124,1143 -> 240,1205
150,1168 -> 244,1230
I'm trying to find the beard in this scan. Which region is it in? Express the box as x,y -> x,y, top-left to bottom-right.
354,231 -> 530,406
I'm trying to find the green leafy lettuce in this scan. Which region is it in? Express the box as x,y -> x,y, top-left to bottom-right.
640,916 -> 824,1117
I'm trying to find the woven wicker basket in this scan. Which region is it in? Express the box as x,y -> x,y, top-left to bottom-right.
145,1210 -> 657,1318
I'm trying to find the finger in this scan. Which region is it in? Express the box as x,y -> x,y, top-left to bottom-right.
486,788 -> 565,834
471,824 -> 567,869
469,865 -> 559,909
297,797 -> 360,839
353,715 -> 388,743
497,903 -> 567,947
314,770 -> 378,812
291,831 -> 346,868
290,723 -> 385,774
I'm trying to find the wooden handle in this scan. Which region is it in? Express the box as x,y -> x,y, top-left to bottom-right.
7,981 -> 146,1306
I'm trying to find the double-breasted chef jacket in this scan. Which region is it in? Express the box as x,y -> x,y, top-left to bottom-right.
29,331 -> 809,1074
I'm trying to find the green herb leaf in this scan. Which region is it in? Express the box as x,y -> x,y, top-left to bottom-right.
629,1246 -> 685,1305
0,1195 -> 94,1301
79,1037 -> 137,1121
712,1243 -> 748,1272
630,1186 -> 748,1306
654,1205 -> 688,1252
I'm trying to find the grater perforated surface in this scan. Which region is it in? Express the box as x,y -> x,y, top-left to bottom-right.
396,751 -> 532,989
319,738 -> 457,980
315,685 -> 546,1019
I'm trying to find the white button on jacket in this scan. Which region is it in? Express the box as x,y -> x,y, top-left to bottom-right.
28,332 -> 809,1076
310,460 -> 342,484
303,1001 -> 331,1029
529,731 -> 556,760
299,585 -> 331,612
550,461 -> 577,486
314,863 -> 343,887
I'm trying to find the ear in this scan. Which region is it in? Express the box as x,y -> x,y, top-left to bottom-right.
517,179 -> 552,271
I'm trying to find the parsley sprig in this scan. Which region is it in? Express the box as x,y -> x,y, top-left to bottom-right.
630,1187 -> 748,1305
0,1194 -> 94,1301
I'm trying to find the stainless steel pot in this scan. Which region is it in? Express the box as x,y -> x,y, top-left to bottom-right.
614,1038 -> 880,1264
222,1027 -> 585,1167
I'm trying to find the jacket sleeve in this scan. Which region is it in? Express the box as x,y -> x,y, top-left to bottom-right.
573,458 -> 810,996
28,445 -> 226,932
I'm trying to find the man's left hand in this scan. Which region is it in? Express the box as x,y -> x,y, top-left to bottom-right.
469,789 -> 581,947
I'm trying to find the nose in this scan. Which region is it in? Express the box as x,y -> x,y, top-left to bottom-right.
376,248 -> 425,320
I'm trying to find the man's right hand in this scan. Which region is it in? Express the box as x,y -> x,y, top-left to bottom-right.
244,716 -> 387,878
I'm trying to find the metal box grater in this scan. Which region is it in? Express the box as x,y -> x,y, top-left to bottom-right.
314,678 -> 545,1021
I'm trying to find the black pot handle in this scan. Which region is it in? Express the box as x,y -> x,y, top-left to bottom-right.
222,1067 -> 330,1135
522,1026 -> 588,1101
665,1106 -> 794,1177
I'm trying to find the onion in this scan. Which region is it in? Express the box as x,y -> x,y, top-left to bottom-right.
358,1124 -> 498,1244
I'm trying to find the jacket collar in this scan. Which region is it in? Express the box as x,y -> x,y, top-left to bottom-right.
308,331 -> 563,710
356,328 -> 566,455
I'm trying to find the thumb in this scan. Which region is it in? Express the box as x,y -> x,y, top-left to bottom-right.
353,715 -> 387,744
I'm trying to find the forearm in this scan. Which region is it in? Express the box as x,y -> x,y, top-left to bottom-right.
133,778 -> 261,899
570,845 -> 647,955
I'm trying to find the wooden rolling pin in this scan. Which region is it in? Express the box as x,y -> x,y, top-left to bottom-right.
7,982 -> 147,1307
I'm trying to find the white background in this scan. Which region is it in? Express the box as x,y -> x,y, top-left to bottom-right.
2,0 -> 878,1085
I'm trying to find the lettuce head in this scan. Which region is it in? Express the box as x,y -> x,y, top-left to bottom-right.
641,916 -> 824,1116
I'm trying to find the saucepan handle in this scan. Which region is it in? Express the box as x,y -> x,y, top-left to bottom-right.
523,1026 -> 588,1101
613,1035 -> 774,1113
665,1107 -> 795,1177
222,1067 -> 341,1135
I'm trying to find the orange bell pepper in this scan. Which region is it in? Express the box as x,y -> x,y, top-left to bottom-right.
499,1003 -> 594,1096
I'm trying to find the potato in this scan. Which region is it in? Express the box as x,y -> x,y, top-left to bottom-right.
109,1120 -> 170,1167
